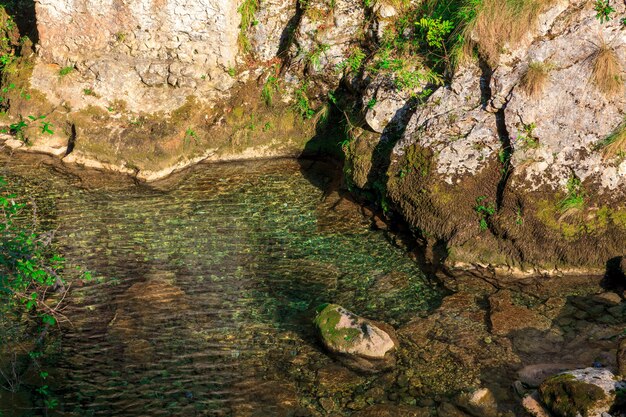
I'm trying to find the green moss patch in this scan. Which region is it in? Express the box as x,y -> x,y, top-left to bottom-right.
539,374 -> 607,417
314,304 -> 361,350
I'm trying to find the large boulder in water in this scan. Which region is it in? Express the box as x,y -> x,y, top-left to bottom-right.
538,368 -> 626,417
314,303 -> 397,373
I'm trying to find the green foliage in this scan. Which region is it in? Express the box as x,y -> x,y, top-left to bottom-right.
307,43 -> 330,71
183,128 -> 198,148
366,97 -> 377,109
83,88 -> 95,96
58,66 -> 74,77
475,196 -> 495,231
336,48 -> 367,73
261,75 -> 279,106
1,114 -> 53,143
293,82 -> 316,119
516,122 -> 539,150
0,177 -> 90,410
415,17 -> 454,49
227,67 -> 236,77
594,0 -> 614,23
558,176 -> 585,212
237,0 -> 259,52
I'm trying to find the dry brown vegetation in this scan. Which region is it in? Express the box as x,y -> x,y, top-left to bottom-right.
591,41 -> 624,97
520,61 -> 553,98
462,0 -> 556,66
601,123 -> 626,160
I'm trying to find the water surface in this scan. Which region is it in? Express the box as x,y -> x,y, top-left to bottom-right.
0,155 -> 441,416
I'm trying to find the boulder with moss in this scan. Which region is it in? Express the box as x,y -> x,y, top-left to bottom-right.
538,368 -> 625,417
314,303 -> 397,373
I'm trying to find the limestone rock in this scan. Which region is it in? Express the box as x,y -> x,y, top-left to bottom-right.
34,0 -> 241,113
539,368 -> 626,417
249,0 -> 296,62
314,303 -> 397,373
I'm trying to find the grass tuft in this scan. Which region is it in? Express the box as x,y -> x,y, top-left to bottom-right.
520,61 -> 552,98
591,40 -> 624,97
461,0 -> 555,66
596,121 -> 626,160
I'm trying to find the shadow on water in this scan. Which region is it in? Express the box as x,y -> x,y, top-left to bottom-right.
3,0 -> 38,44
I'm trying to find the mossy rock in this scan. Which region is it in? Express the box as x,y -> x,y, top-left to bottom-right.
314,303 -> 397,373
539,370 -> 613,417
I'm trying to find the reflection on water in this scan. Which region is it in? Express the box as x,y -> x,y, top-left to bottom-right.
0,156 -> 441,416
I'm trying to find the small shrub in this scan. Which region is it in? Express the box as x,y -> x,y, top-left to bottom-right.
520,61 -> 553,98
591,41 -> 624,97
594,0 -> 614,23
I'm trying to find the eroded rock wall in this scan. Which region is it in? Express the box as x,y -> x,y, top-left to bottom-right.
34,0 -> 241,112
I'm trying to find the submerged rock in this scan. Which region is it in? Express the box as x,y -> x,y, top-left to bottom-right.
351,404 -> 430,417
314,303 -> 397,373
539,368 -> 625,417
455,388 -> 499,417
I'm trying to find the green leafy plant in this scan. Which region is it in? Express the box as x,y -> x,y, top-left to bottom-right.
594,0 -> 614,23
293,82 -> 316,119
516,122 -> 539,150
336,48 -> 366,73
366,97 -> 377,109
416,16 -> 454,50
475,196 -> 495,231
0,178 -> 90,410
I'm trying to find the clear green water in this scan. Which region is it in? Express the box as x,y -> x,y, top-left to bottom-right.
0,156 -> 441,416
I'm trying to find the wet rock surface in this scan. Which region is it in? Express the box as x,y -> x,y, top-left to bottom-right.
314,304 -> 397,373
539,368 -> 625,417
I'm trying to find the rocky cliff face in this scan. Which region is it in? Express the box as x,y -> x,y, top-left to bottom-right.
35,0 -> 239,112
0,0 -> 624,270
